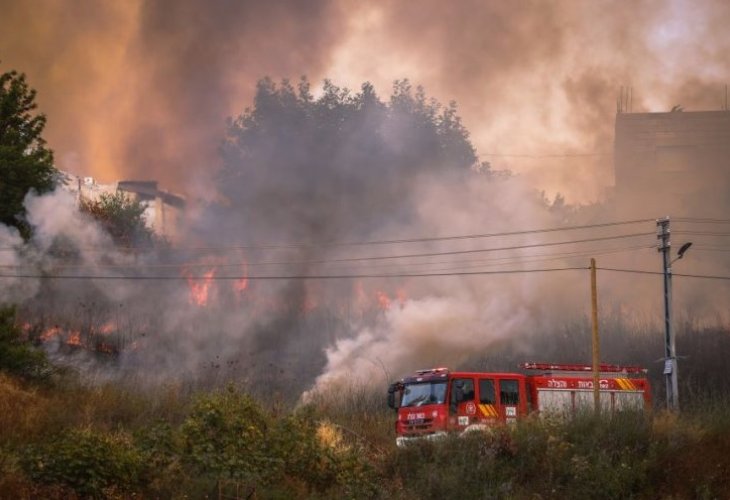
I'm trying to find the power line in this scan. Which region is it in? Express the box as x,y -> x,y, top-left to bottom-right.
367,245 -> 651,275
0,232 -> 654,269
0,266 -> 588,281
0,241 -> 655,271
674,217 -> 730,225
0,218 -> 655,252
692,246 -> 730,253
482,152 -> 610,158
674,231 -> 730,237
240,232 -> 653,266
598,267 -> 730,281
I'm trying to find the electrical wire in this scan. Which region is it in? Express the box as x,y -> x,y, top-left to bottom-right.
674,217 -> 730,225
481,152 -> 610,158
598,267 -> 730,281
0,266 -> 588,281
0,241 -> 655,272
0,232 -> 655,270
674,231 -> 730,237
0,218 -> 656,252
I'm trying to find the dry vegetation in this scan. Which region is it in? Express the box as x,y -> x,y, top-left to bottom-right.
2,310 -> 730,498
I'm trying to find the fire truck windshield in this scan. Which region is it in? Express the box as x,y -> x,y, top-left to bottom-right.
400,381 -> 447,407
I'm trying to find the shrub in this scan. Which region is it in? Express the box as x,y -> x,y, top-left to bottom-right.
0,306 -> 52,381
180,386 -> 275,489
20,428 -> 145,497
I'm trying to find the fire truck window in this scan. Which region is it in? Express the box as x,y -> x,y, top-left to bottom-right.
479,379 -> 495,404
451,378 -> 475,403
500,379 -> 519,405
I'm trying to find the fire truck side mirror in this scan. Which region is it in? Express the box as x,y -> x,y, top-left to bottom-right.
387,384 -> 397,410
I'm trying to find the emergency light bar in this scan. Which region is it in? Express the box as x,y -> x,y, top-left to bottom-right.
414,367 -> 449,375
521,362 -> 647,374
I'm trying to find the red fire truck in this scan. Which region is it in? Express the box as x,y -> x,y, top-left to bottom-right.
387,363 -> 651,446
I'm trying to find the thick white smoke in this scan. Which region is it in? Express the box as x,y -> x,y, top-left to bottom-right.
307,173 -> 586,394
1,189 -> 122,303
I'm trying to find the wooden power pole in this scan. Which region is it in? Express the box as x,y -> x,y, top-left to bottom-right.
591,258 -> 601,413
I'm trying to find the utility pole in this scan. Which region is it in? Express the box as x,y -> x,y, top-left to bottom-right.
657,217 -> 679,411
590,258 -> 600,414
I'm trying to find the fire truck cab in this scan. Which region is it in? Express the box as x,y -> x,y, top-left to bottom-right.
388,368 -> 530,446
388,363 -> 650,446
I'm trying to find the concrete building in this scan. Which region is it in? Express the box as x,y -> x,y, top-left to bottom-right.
613,110 -> 730,214
59,172 -> 185,241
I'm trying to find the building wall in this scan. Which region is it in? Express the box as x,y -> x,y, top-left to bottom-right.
614,111 -> 730,214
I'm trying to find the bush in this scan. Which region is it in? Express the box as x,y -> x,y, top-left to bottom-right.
181,386 -> 279,490
386,412 -> 658,500
180,386 -> 380,498
0,306 -> 52,381
20,428 -> 145,497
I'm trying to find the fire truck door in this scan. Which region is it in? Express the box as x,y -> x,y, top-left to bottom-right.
498,379 -> 520,424
477,378 -> 499,422
449,377 -> 476,430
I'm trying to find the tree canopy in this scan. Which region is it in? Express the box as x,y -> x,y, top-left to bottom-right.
0,69 -> 56,238
79,191 -> 154,248
218,78 -> 486,242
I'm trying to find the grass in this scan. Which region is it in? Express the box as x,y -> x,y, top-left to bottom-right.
1,371 -> 730,498
2,314 -> 730,498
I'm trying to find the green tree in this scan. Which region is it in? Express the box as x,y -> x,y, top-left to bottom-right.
79,191 -> 154,248
0,69 -> 56,239
218,77 -> 485,242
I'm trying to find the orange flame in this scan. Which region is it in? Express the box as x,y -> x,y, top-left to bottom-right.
96,321 -> 117,335
67,330 -> 82,346
40,326 -> 61,342
376,290 -> 391,310
233,259 -> 249,296
186,269 -> 216,306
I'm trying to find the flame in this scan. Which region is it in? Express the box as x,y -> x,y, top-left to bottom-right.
185,268 -> 216,306
376,290 -> 391,310
40,326 -> 62,342
233,258 -> 249,296
67,330 -> 82,346
96,321 -> 117,335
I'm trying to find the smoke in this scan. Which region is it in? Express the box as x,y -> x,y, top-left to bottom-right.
0,0 -> 347,194
306,169 -> 584,395
327,0 -> 730,202
0,223 -> 35,303
2,1 -> 730,202
1,0 -> 730,396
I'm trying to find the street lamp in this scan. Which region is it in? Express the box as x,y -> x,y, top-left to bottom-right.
674,242 -> 693,262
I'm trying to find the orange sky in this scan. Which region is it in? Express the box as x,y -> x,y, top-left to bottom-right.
1,0 -> 728,203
